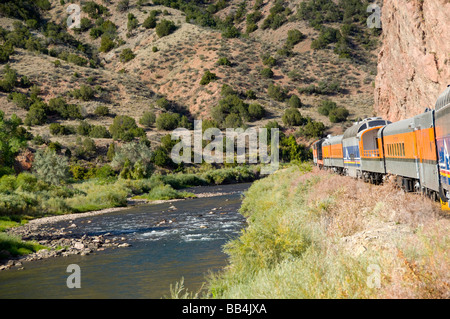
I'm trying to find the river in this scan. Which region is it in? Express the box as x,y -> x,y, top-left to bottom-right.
0,182 -> 251,299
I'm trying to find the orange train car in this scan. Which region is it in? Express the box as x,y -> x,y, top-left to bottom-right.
377,110 -> 440,197
323,135 -> 344,174
312,86 -> 450,211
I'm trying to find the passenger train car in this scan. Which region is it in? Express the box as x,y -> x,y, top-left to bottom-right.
313,86 -> 450,211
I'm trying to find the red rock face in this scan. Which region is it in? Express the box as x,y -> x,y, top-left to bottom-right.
374,0 -> 450,122
14,149 -> 34,173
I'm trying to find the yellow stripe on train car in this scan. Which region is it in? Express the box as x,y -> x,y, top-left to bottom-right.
441,199 -> 450,211
440,171 -> 450,178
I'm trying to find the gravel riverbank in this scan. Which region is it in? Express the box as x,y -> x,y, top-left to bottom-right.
0,191 -> 234,271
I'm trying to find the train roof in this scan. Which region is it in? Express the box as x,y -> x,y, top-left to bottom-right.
381,117 -> 414,136
343,117 -> 390,139
435,85 -> 450,111
323,135 -> 343,145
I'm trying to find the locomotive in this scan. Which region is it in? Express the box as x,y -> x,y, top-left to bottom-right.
312,86 -> 450,211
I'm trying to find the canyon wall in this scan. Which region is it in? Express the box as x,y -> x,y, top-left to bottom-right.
374,0 -> 450,122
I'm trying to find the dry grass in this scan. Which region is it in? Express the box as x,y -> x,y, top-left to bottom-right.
208,164 -> 449,299
304,167 -> 449,298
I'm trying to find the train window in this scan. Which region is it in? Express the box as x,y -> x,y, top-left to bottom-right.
358,124 -> 367,133
369,120 -> 388,128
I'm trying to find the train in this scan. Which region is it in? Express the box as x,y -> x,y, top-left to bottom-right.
312,85 -> 450,211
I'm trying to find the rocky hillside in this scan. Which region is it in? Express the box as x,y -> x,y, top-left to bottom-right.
374,0 -> 450,121
0,0 -> 382,176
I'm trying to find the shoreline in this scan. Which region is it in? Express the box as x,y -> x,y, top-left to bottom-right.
0,188 -> 246,271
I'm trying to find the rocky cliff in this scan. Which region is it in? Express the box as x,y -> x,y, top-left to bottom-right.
374,0 -> 450,121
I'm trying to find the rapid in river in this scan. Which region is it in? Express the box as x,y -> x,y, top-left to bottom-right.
0,183 -> 252,299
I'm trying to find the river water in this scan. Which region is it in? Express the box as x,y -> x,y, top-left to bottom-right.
0,183 -> 251,299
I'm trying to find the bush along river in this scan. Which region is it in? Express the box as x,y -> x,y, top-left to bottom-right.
0,182 -> 251,298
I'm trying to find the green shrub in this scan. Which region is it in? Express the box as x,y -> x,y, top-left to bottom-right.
24,101 -> 47,126
140,111 -> 157,127
286,29 -> 306,48
119,48 -> 135,63
94,105 -> 110,117
82,1 -> 108,19
116,0 -> 130,12
69,165 -> 87,181
156,112 -> 180,131
94,164 -> 115,179
217,57 -> 231,66
0,42 -> 14,64
267,83 -> 288,102
261,54 -> 277,67
329,107 -> 349,123
298,119 -> 326,138
109,115 -> 145,141
127,13 -> 138,32
32,149 -> 69,185
143,15 -> 157,29
70,84 -> 95,101
248,103 -> 266,121
222,26 -> 240,38
0,233 -> 45,257
318,100 -> 337,116
49,123 -> 68,136
100,34 -> 115,52
156,97 -> 170,110
150,148 -> 172,168
89,125 -> 111,138
67,54 -> 88,67
298,80 -> 342,95
311,27 -> 341,50
288,94 -> 302,108
260,68 -> 274,79
245,90 -> 257,100
7,92 -> 32,110
48,97 -> 82,119
0,64 -> 17,92
282,107 -> 305,126
200,70 -> 217,85
155,19 -> 176,37
224,113 -> 243,128
211,94 -> 250,127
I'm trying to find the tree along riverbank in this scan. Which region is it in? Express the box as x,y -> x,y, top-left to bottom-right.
0,165 -> 262,268
171,163 -> 448,299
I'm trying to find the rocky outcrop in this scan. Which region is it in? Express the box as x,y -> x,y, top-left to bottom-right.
374,0 -> 450,122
